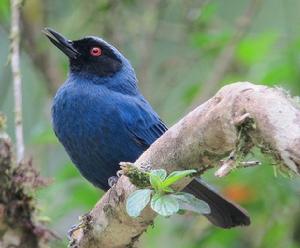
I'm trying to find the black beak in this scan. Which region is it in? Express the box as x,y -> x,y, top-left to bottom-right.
43,28 -> 80,59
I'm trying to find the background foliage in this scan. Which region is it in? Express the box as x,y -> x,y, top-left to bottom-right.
1,0 -> 300,247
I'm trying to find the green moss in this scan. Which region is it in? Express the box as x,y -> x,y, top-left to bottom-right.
121,162 -> 151,188
229,115 -> 256,169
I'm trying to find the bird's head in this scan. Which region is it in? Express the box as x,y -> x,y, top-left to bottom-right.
43,28 -> 127,78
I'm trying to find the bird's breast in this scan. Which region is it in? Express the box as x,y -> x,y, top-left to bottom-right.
52,83 -> 114,143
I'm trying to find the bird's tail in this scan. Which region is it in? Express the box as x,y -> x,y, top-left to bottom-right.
183,178 -> 250,228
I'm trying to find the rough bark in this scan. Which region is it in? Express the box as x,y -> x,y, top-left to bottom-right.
69,82 -> 300,248
10,0 -> 24,163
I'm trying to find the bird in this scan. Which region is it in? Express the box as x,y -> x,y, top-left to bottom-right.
43,28 -> 250,228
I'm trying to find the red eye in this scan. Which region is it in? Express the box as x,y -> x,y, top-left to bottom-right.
90,47 -> 102,56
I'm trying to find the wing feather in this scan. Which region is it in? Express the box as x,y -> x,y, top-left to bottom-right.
118,96 -> 168,149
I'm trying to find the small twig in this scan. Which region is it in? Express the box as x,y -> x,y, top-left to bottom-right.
215,151 -> 236,177
233,113 -> 251,126
215,157 -> 261,178
10,0 -> 24,164
215,150 -> 261,177
240,160 -> 261,167
215,112 -> 260,177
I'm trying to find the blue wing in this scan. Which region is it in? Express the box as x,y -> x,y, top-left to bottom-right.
117,95 -> 168,149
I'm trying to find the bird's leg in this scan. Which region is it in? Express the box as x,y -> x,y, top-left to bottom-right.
107,162 -> 146,188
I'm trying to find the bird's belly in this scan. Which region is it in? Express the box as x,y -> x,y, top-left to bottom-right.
52,100 -> 144,189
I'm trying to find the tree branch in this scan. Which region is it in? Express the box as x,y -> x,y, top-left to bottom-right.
10,0 -> 24,163
69,82 -> 300,248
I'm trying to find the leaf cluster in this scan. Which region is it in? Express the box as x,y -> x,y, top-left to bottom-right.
126,169 -> 210,217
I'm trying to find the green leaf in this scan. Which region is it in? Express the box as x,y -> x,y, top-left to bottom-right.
151,169 -> 167,181
126,189 -> 152,217
162,169 -> 196,188
162,186 -> 175,193
150,193 -> 179,216
149,169 -> 166,190
173,192 -> 210,215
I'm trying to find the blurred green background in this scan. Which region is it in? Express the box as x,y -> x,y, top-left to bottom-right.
1,0 -> 300,247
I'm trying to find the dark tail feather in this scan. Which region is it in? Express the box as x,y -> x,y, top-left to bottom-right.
183,179 -> 251,228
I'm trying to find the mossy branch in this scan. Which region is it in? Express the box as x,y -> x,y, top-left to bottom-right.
119,162 -> 150,188
69,82 -> 300,248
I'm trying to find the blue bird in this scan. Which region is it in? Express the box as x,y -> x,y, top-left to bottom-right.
44,28 -> 250,228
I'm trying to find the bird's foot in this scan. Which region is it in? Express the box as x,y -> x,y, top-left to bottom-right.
108,176 -> 119,188
116,169 -> 123,178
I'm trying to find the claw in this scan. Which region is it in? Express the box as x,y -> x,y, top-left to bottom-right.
116,170 -> 123,178
108,176 -> 119,188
